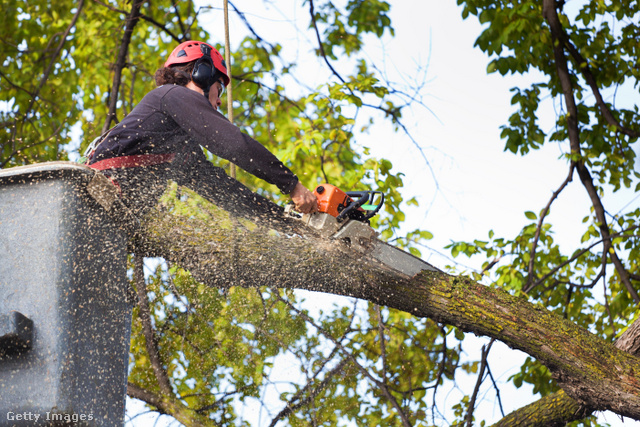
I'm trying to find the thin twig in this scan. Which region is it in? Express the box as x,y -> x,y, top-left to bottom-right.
228,1 -> 277,52
563,38 -> 640,138
466,339 -> 494,427
267,359 -> 349,427
93,0 -> 183,42
524,229 -> 639,293
134,254 -> 173,396
526,165 -> 575,289
375,305 -> 389,380
279,297 -> 413,427
485,365 -> 505,417
171,0 -> 188,37
308,0 -> 346,84
24,0 -> 85,117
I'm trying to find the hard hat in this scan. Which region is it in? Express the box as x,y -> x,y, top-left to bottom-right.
164,40 -> 229,87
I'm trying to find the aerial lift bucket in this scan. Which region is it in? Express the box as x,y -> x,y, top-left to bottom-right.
0,162 -> 132,426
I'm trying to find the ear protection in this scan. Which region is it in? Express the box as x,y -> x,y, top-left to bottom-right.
191,44 -> 217,97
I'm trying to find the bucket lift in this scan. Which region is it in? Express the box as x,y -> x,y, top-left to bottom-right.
0,162 -> 132,426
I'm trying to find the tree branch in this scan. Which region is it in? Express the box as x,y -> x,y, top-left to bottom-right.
562,36 -> 640,138
170,0 -> 188,38
524,229 -> 639,294
133,253 -> 173,396
228,1 -> 277,52
492,316 -> 640,426
127,381 -> 220,427
526,165 -> 574,289
277,297 -> 413,427
24,0 -> 85,118
466,339 -> 494,427
1,121 -> 66,168
93,0 -> 183,42
541,0 -> 639,302
127,382 -> 167,413
134,185 -> 640,420
308,0 -> 346,84
102,0 -> 145,133
267,359 -> 349,427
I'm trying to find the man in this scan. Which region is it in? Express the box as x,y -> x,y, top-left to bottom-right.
87,40 -> 317,220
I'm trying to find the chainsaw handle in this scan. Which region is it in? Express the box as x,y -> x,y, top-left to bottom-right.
367,191 -> 384,219
336,192 -> 369,222
346,191 -> 384,220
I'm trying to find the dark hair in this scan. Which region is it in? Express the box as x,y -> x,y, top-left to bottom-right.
154,62 -> 195,87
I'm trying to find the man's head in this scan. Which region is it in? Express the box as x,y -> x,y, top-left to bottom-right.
155,41 -> 229,100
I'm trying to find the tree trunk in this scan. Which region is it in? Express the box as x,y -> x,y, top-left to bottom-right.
133,186 -> 640,422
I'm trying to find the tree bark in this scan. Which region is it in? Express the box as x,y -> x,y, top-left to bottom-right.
133,187 -> 640,422
492,318 -> 640,426
126,382 -> 218,427
102,0 -> 145,134
541,0 -> 640,303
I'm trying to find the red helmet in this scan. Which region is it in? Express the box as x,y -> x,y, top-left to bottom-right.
164,40 -> 229,86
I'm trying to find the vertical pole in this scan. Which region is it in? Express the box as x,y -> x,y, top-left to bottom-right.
223,0 -> 236,179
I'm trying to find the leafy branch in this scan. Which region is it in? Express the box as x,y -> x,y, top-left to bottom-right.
541,0 -> 639,303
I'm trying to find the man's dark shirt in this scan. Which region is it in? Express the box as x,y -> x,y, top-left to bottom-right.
90,84 -> 298,194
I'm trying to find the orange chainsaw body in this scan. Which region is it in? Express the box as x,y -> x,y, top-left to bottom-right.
313,184 -> 354,218
313,183 -> 384,223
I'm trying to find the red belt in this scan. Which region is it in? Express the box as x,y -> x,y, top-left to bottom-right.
88,153 -> 175,171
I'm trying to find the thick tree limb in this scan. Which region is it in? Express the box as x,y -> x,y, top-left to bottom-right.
133,187 -> 640,421
491,390 -> 588,427
492,317 -> 640,426
616,317 -> 640,355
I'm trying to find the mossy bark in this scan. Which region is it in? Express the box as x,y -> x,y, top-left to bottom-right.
492,318 -> 640,426
126,383 -> 219,427
491,391 -> 588,427
135,188 -> 640,423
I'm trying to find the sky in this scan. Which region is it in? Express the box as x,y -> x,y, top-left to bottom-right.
125,1 -> 638,426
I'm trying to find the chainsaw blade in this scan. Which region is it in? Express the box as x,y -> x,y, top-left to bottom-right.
369,240 -> 438,277
296,212 -> 438,278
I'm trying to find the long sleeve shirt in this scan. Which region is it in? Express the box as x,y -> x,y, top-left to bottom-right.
89,84 -> 298,194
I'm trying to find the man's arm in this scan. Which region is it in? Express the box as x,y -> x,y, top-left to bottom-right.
161,86 -> 296,191
162,86 -> 317,212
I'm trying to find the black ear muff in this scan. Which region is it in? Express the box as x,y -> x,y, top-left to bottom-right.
191,44 -> 216,95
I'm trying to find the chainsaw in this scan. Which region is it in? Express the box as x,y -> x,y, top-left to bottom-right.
287,183 -> 438,278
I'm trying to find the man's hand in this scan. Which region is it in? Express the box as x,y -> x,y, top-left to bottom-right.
290,182 -> 318,214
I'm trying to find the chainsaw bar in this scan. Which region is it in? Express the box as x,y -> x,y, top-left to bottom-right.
297,212 -> 438,277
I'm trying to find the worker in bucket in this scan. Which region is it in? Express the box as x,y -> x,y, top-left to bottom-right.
86,40 -> 318,220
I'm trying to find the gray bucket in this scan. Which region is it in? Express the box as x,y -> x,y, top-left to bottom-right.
0,162 -> 132,426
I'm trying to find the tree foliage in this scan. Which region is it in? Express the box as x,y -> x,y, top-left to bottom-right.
2,0 -> 640,426
450,0 -> 640,424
